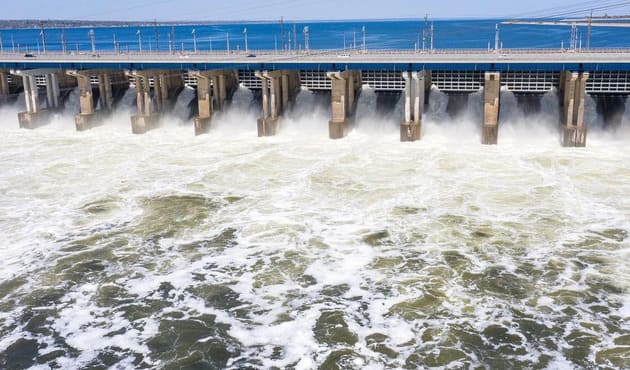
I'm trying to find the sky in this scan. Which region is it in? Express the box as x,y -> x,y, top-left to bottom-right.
2,0 -> 628,21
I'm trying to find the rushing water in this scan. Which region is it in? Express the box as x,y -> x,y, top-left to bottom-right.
0,89 -> 629,369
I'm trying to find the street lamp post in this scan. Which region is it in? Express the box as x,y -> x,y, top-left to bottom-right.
137,30 -> 142,52
168,29 -> 173,54
243,28 -> 248,52
192,29 -> 197,53
89,29 -> 96,54
61,28 -> 67,53
39,23 -> 47,53
169,27 -> 175,54
303,26 -> 309,51
361,26 -> 366,52
494,24 -> 499,52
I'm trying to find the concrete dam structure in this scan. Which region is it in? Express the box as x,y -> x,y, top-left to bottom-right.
2,50 -> 630,146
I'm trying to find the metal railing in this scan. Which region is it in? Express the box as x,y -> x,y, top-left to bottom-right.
3,46 -> 630,59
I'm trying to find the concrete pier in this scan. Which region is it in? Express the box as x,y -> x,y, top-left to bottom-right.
0,70 -> 10,104
192,70 -> 238,135
67,70 -> 128,131
482,72 -> 501,145
256,70 -> 300,136
128,70 -> 184,134
11,69 -> 66,129
560,71 -> 589,147
327,70 -> 362,139
400,71 -> 425,142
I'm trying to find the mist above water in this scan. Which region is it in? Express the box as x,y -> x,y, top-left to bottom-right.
2,83 -> 628,144
0,85 -> 629,369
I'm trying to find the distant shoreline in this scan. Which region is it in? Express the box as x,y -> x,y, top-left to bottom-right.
0,16 -> 622,30
0,18 -> 529,30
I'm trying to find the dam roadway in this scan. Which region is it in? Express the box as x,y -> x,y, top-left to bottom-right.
1,48 -> 630,146
2,49 -> 630,70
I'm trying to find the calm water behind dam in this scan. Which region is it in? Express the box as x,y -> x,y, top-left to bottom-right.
0,84 -> 629,369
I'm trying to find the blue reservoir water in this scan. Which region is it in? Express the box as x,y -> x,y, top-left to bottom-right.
2,19 -> 630,53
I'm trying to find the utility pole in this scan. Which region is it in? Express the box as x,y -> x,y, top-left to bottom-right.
226,32 -> 230,53
154,20 -> 159,51
61,26 -> 67,53
494,24 -> 499,52
430,22 -> 434,51
89,29 -> 96,54
113,33 -> 117,53
303,26 -> 310,51
137,30 -> 142,52
192,29 -> 197,53
280,17 -> 285,51
39,22 -> 47,53
362,25 -> 366,52
423,14 -> 428,52
169,27 -> 175,54
243,27 -> 248,52
293,23 -> 297,53
11,34 -> 15,52
353,31 -> 356,49
0,33 -> 3,53
288,27 -> 292,51
168,30 -> 173,54
587,10 -> 592,49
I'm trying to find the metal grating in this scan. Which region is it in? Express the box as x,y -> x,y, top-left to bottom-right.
239,70 -> 261,89
183,71 -> 197,86
362,70 -> 405,91
586,71 -> 630,94
502,71 -> 559,92
300,70 -> 331,90
432,71 -> 483,92
59,69 -> 630,95
35,76 -> 46,86
7,75 -> 18,86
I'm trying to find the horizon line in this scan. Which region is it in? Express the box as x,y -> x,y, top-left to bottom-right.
0,15 -> 605,24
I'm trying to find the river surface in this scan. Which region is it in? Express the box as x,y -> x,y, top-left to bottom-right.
0,86 -> 629,369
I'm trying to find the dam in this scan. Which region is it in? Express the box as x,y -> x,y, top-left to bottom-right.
1,16 -> 630,369
2,49 -> 630,146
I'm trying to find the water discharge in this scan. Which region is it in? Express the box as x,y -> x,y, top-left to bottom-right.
0,90 -> 629,369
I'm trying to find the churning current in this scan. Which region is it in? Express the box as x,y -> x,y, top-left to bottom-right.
0,86 -> 629,369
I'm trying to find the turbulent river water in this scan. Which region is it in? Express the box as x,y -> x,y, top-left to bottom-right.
0,87 -> 629,369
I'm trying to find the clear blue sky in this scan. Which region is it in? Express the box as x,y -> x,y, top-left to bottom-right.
2,0 -> 628,21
